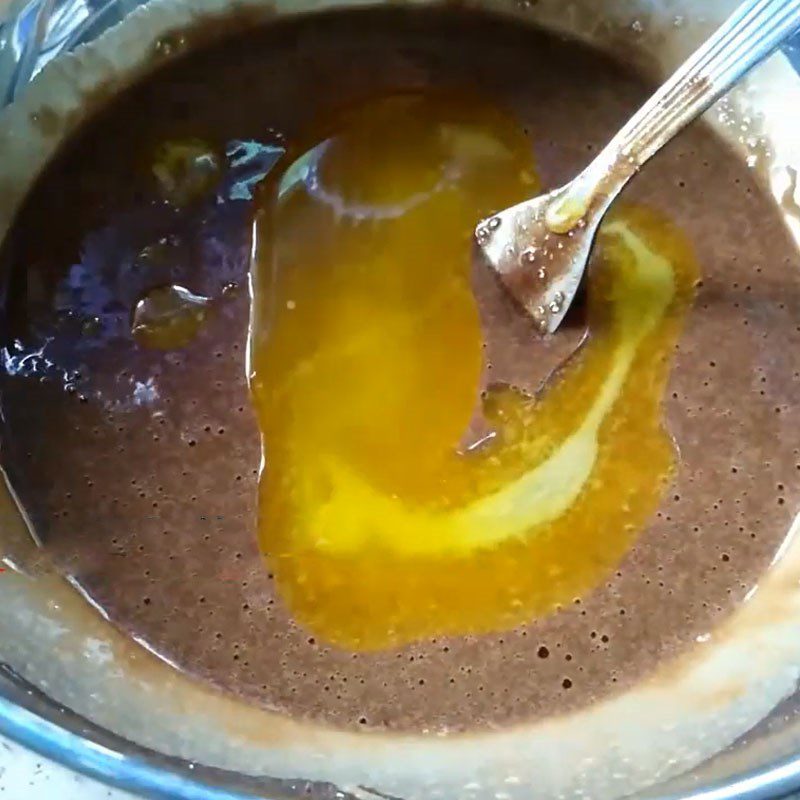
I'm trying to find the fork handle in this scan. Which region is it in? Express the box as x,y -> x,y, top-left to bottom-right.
555,0 -> 800,226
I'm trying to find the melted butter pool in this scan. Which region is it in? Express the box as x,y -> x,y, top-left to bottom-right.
249,93 -> 698,649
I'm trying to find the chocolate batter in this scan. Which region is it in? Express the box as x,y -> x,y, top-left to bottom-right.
1,8 -> 799,732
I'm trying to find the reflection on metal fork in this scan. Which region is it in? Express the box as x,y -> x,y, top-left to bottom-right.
476,0 -> 800,335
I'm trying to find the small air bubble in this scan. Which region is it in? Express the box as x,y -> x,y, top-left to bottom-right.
548,292 -> 564,314
154,32 -> 188,58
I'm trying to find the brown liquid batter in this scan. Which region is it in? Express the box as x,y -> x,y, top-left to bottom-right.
1,8 -> 799,732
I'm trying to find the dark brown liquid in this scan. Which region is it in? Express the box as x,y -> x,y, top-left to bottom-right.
1,8 -> 799,732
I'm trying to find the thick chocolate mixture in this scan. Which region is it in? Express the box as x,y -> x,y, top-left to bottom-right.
1,9 -> 799,732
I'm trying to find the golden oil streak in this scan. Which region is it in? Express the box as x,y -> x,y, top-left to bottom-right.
248,92 -> 699,649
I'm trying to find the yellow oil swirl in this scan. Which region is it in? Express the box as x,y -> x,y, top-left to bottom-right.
249,94 -> 698,650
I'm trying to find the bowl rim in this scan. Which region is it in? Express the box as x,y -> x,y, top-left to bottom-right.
4,664 -> 800,800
